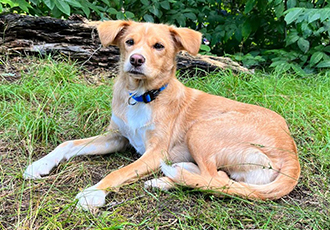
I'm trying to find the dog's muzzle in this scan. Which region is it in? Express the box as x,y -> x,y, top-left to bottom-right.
127,53 -> 146,76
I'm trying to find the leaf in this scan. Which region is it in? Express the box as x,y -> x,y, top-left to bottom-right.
54,0 -> 70,16
271,60 -> 291,73
284,8 -> 304,24
0,4 -> 2,13
141,0 -> 149,5
143,14 -> 154,22
313,27 -> 324,36
1,0 -> 17,7
242,20 -> 252,40
66,0 -> 82,8
295,12 -> 307,24
176,14 -> 186,27
101,0 -> 110,6
301,22 -> 312,38
299,53 -> 308,64
107,8 -> 117,14
274,3 -> 284,18
160,1 -> 170,10
234,28 -> 242,42
184,12 -> 196,20
308,13 -> 320,24
278,62 -> 292,73
116,12 -> 125,20
125,11 -> 134,19
310,51 -> 324,66
85,1 -> 101,13
323,53 -> 330,61
30,0 -> 38,5
291,63 -> 306,76
200,44 -> 211,52
270,60 -> 287,68
316,60 -> 330,68
274,0 -> 282,5
320,9 -> 330,22
149,6 -> 160,17
287,0 -> 296,9
44,0 -> 55,10
51,5 -> 63,18
285,31 -> 299,46
16,0 -> 32,12
244,0 -> 255,14
297,37 -> 309,53
81,5 -> 90,17
323,46 -> 330,53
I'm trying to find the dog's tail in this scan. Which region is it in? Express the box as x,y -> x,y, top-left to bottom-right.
161,156 -> 300,200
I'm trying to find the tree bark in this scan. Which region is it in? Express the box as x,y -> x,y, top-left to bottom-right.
0,14 -> 250,74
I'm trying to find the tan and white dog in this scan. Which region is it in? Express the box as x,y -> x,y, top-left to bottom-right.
24,20 -> 300,210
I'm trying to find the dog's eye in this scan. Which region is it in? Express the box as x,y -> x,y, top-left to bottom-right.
125,39 -> 134,46
153,43 -> 164,50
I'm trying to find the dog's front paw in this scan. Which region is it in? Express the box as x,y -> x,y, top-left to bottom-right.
23,160 -> 55,179
75,185 -> 106,211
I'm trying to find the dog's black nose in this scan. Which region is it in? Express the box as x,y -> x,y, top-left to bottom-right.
130,54 -> 145,67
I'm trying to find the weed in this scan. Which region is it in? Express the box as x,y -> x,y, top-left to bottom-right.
0,57 -> 329,229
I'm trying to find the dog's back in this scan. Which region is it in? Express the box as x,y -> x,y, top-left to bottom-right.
24,21 -> 300,210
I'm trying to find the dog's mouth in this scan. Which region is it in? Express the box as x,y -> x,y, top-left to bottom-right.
127,68 -> 146,79
129,70 -> 144,75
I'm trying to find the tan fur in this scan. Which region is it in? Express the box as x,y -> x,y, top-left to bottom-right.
24,21 -> 300,208
95,20 -> 300,200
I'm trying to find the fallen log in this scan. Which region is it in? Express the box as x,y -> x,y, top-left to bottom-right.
0,13 -> 250,74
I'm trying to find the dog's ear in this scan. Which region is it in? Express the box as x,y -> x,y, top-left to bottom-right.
97,20 -> 132,47
170,27 -> 202,56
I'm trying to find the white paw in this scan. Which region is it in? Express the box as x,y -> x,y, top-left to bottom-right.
160,161 -> 180,179
75,185 -> 107,211
144,178 -> 174,191
23,159 -> 56,179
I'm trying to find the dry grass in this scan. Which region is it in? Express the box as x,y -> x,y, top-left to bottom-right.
0,56 -> 329,229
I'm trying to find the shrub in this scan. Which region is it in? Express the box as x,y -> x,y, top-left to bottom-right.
1,0 -> 329,73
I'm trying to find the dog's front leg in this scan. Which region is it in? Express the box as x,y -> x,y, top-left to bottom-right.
75,148 -> 165,210
24,129 -> 128,179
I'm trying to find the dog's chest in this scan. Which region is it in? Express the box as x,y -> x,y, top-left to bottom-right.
112,103 -> 153,154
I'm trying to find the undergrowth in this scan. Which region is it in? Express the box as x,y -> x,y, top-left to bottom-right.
0,57 -> 329,229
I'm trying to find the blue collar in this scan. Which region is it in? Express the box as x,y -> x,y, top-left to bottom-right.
128,84 -> 168,105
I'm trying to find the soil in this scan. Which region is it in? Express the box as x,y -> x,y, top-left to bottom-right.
1,56 -> 328,229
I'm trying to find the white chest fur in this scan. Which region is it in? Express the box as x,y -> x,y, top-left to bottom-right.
112,102 -> 153,154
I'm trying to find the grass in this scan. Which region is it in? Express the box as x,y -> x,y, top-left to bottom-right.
1,56 -> 329,229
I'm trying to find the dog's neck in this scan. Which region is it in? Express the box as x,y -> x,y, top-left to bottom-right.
128,84 -> 168,105
122,70 -> 174,92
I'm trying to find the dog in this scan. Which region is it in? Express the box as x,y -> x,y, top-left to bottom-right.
24,20 -> 300,210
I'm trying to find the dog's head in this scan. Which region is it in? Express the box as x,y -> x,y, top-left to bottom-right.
97,20 -> 202,88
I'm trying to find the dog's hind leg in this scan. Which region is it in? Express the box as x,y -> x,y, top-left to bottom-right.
24,125 -> 128,179
159,118 -> 276,199
144,162 -> 201,191
144,177 -> 174,191
161,162 -> 262,199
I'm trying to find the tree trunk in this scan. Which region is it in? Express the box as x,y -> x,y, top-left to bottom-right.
0,14 -> 250,74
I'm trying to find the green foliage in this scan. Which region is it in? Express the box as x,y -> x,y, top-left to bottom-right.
0,0 -> 31,13
0,0 -> 133,20
280,7 -> 330,73
0,0 -> 329,73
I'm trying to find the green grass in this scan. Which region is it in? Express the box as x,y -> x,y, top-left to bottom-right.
1,56 -> 329,229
